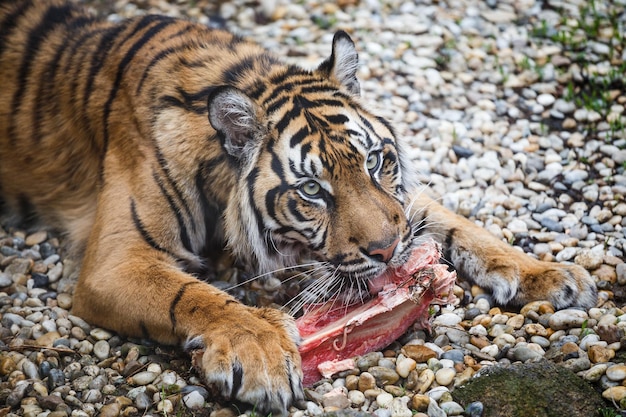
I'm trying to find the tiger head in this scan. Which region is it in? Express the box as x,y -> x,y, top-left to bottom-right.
208,31 -> 418,299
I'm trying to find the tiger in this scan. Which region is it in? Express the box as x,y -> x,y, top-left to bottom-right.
0,0 -> 597,414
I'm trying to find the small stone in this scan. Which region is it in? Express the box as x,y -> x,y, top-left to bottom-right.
25,231 -> 47,246
575,249 -> 604,270
588,345 -> 615,363
93,340 -> 111,360
536,93 -> 555,106
358,372 -> 377,391
603,386 -> 626,402
99,403 -> 121,417
56,293 -> 72,309
411,394 -> 430,411
402,345 -> 437,363
82,389 -> 103,403
606,364 -> 626,381
427,400 -> 447,417
548,309 -> 588,330
135,392 -> 152,410
22,360 -> 40,379
440,401 -> 465,416
396,356 -> 416,378
390,397 -> 412,417
356,352 -> 383,371
129,371 -> 158,386
348,390 -> 365,406
435,368 -> 456,386
433,313 -> 462,327
582,364 -> 609,382
38,395 -> 65,411
376,392 -> 394,408
417,369 -> 435,394
368,366 -> 400,385
322,391 -> 350,409
524,323 -> 548,337
157,399 -> 174,414
90,328 -> 114,340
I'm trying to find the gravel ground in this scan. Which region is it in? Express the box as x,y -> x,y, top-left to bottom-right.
1,0 -> 626,416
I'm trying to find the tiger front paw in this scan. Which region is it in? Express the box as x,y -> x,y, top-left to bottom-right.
511,260 -> 598,309
187,305 -> 303,416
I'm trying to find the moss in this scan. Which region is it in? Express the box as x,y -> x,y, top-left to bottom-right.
452,360 -> 607,417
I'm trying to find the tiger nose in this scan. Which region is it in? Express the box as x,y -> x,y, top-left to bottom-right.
367,237 -> 400,263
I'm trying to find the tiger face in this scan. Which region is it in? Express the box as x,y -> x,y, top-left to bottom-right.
210,32 -> 416,295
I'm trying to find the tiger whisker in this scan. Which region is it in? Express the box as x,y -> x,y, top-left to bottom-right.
224,261 -> 326,290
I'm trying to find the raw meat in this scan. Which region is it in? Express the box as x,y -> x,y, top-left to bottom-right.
296,239 -> 457,385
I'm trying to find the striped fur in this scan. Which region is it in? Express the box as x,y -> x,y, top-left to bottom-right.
0,1 -> 596,413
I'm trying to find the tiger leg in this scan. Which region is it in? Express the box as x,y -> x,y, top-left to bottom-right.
408,190 -> 597,309
71,193 -> 303,415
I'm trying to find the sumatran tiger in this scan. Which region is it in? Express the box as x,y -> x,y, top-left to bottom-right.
0,0 -> 596,414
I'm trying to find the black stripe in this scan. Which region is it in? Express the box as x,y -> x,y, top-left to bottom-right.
33,15 -> 96,142
247,79 -> 268,100
169,282 -> 197,331
8,4 -> 75,144
158,95 -> 207,114
136,39 -> 195,94
0,0 -> 33,57
196,159 -> 226,250
443,227 -> 457,266
231,362 -> 243,396
287,198 -> 309,222
326,114 -> 349,125
316,98 -> 345,107
102,16 -> 174,151
81,23 -> 128,110
155,147 -> 197,234
130,198 -> 171,254
275,105 -> 300,133
265,95 -> 290,116
247,167 -> 273,260
223,55 -> 256,85
157,85 -> 218,114
153,171 -> 193,253
289,126 -> 309,148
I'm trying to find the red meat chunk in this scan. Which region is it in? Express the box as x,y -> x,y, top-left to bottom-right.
296,239 -> 457,385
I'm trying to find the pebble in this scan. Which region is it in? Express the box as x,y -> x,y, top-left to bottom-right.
548,309 -> 589,330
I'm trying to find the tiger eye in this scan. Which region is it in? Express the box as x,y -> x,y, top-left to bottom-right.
366,152 -> 380,171
302,181 -> 321,196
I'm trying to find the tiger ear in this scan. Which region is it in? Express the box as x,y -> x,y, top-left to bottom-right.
207,85 -> 262,159
318,30 -> 360,95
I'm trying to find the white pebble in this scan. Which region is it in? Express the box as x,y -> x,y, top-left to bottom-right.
129,371 -> 158,386
536,93 -> 555,106
377,392 -> 394,408
426,386 -> 449,401
89,328 -> 113,341
348,390 -> 365,406
390,397 -> 412,417
396,357 -> 416,378
606,364 -> 626,382
147,363 -> 163,374
440,401 -> 465,416
93,340 -> 110,360
475,298 -> 490,313
435,368 -> 456,386
480,344 -> 499,358
548,309 -> 589,330
183,391 -> 205,409
433,313 -> 462,327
